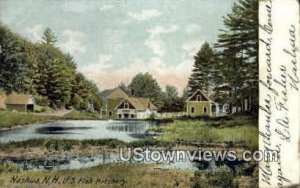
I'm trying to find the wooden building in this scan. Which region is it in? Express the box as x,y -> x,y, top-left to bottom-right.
186,89 -> 218,117
100,87 -> 157,119
5,94 -> 35,112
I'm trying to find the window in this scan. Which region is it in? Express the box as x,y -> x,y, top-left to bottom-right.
131,114 -> 135,119
191,107 -> 195,113
109,111 -> 112,117
196,95 -> 202,101
212,104 -> 216,112
203,107 -> 207,113
124,102 -> 129,109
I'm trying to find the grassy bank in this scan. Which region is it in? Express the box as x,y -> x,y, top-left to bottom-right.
151,117 -> 258,149
0,162 -> 257,188
0,111 -> 57,129
62,111 -> 101,120
0,163 -> 193,188
0,110 -> 102,129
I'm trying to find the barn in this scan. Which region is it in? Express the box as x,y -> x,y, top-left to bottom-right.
5,94 -> 35,112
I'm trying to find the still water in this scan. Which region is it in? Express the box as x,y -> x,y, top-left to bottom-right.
0,120 -> 248,172
0,120 -> 158,143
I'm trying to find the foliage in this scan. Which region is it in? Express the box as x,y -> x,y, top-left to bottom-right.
204,166 -> 235,188
0,161 -> 22,174
0,23 -> 101,110
214,0 -> 258,113
160,85 -> 185,112
188,42 -> 216,95
129,72 -> 164,107
187,0 -> 258,115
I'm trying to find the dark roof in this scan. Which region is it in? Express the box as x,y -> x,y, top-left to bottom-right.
5,94 -> 34,105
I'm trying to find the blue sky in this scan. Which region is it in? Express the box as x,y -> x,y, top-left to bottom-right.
0,0 -> 236,92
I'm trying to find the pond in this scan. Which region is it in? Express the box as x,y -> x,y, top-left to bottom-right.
0,120 -> 253,173
0,120 -> 160,143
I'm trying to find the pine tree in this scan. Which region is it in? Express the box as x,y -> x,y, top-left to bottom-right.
0,24 -> 30,93
42,28 -> 57,45
188,42 -> 215,96
215,0 -> 258,112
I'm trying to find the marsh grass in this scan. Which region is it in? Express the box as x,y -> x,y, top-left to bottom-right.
0,163 -> 193,188
0,139 -> 128,152
156,117 -> 258,149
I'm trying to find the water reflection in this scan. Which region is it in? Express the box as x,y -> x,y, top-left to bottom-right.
0,120 -> 158,143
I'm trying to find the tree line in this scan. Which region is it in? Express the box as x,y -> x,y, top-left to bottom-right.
0,25 -> 102,111
122,0 -> 258,114
188,0 -> 258,114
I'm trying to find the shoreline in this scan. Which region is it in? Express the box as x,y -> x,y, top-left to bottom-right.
0,110 -> 104,131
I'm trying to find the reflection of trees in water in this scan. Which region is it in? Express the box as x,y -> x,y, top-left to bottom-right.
107,121 -> 156,133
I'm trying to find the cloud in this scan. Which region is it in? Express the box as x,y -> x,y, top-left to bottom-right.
186,24 -> 201,34
144,25 -> 179,57
148,25 -> 179,38
128,9 -> 161,21
24,24 -> 44,42
182,40 -> 203,56
81,54 -> 113,72
58,29 -> 87,55
80,56 -> 193,94
144,39 -> 164,57
99,4 -> 114,12
60,1 -> 88,14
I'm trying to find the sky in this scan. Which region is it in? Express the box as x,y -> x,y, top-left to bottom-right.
0,0 -> 236,93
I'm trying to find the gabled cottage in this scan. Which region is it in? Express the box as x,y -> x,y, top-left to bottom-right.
186,89 -> 218,117
5,94 -> 35,112
115,97 -> 157,119
100,87 -> 157,119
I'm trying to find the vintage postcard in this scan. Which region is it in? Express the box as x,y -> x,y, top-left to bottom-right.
0,0 -> 298,187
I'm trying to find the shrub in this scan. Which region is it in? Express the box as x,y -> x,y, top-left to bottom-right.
204,166 -> 235,188
0,161 -> 22,173
34,95 -> 50,106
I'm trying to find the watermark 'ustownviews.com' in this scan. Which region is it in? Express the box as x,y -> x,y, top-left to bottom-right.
119,148 -> 278,163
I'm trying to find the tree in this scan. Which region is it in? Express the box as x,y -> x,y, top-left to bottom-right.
42,28 -> 57,45
188,42 -> 215,96
0,24 -> 102,111
129,72 -> 163,107
118,82 -> 130,95
160,85 -> 184,112
215,0 -> 258,113
0,24 -> 32,94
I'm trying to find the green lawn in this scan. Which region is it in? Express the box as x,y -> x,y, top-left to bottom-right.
0,110 -> 102,129
152,117 -> 258,150
62,111 -> 101,120
0,111 -> 55,129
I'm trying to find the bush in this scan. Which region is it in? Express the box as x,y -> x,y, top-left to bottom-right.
204,166 -> 235,188
0,161 -> 22,173
34,95 -> 50,106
